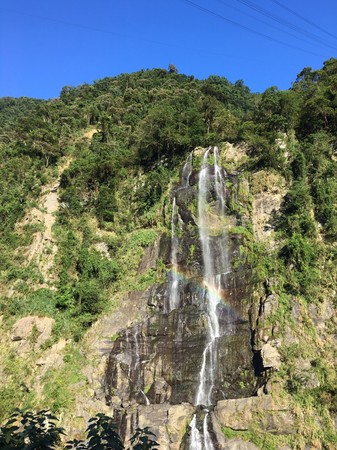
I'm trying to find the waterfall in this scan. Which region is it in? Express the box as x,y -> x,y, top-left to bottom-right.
168,197 -> 180,312
167,151 -> 195,313
203,413 -> 215,450
195,147 -> 225,407
189,146 -> 227,449
182,150 -> 193,187
132,325 -> 150,405
188,412 -> 214,450
105,145 -> 255,450
189,415 -> 202,450
214,147 -> 226,216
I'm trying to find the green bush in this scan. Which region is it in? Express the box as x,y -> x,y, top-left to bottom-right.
0,410 -> 159,450
75,280 -> 103,315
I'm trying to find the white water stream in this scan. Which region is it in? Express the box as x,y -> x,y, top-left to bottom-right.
129,325 -> 151,405
182,150 -> 193,187
168,197 -> 180,312
190,147 -> 227,449
167,149 -> 193,313
189,415 -> 202,450
195,147 -> 226,407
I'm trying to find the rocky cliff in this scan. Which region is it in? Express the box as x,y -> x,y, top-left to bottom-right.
2,143 -> 335,450
101,147 -> 292,449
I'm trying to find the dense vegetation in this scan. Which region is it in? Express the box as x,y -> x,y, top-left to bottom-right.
0,59 -> 336,447
0,409 -> 158,449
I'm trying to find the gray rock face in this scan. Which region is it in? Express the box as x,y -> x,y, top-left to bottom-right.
106,303 -> 254,407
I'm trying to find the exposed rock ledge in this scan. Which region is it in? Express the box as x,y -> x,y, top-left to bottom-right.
112,395 -> 295,449
11,316 -> 54,355
214,395 -> 296,435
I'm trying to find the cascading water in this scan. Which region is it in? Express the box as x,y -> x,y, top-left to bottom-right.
189,146 -> 228,449
189,415 -> 202,450
203,413 -> 215,450
188,411 -> 214,450
168,197 -> 180,312
105,146 -> 256,450
128,325 -> 150,405
214,148 -> 226,216
195,147 -> 226,407
167,151 -> 194,313
181,150 -> 193,187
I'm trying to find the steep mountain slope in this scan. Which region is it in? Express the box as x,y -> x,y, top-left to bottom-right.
0,61 -> 336,449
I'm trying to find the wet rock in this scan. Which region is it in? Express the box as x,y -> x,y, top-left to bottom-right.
209,411 -> 230,449
106,303 -> 255,405
147,283 -> 168,309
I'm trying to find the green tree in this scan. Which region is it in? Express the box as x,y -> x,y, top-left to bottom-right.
0,409 -> 65,450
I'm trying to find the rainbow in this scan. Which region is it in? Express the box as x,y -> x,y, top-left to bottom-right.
165,265 -> 243,320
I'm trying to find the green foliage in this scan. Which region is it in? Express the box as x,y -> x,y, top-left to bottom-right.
1,62 -> 337,445
280,233 -> 316,272
77,248 -> 119,287
135,89 -> 219,164
76,413 -> 124,450
75,279 -> 102,315
0,410 -> 159,450
0,409 -> 65,449
129,427 -> 159,450
133,166 -> 171,217
128,229 -> 158,248
41,346 -> 86,413
0,288 -> 57,319
222,426 -> 288,450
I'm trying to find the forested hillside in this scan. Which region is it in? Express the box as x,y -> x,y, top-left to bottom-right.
0,59 -> 336,449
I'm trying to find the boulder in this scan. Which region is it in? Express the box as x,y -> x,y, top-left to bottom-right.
166,403 -> 195,449
215,395 -> 295,435
261,342 -> 281,370
35,338 -> 67,370
222,439 -> 259,450
263,294 -> 279,317
11,316 -> 54,355
137,404 -> 171,449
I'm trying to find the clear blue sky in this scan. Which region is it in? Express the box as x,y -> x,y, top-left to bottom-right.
1,0 -> 337,99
